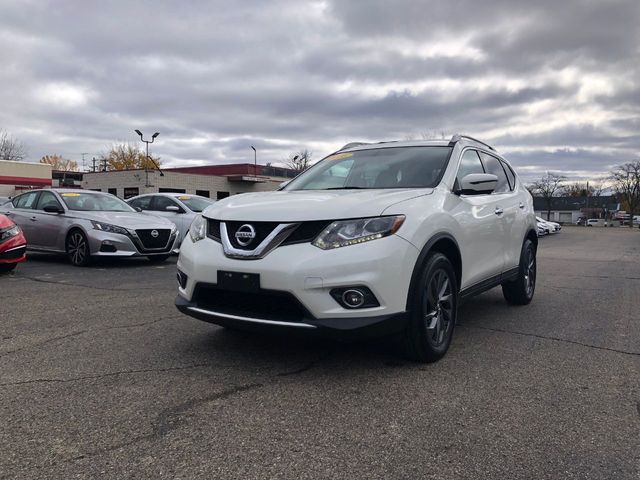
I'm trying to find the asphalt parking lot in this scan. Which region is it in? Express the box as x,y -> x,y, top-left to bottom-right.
1,227 -> 639,479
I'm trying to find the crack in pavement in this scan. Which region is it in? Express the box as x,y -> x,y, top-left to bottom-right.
0,318 -> 173,359
0,363 -> 214,387
17,274 -> 163,292
459,324 -> 640,357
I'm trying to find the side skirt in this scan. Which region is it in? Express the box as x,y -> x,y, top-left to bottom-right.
459,266 -> 519,303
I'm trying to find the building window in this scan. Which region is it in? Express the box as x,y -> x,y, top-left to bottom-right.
90,189 -> 102,192
108,188 -> 118,196
159,188 -> 186,193
217,191 -> 229,200
195,189 -> 209,198
123,187 -> 139,199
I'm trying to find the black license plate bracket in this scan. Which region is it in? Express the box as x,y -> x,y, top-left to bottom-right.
217,271 -> 260,292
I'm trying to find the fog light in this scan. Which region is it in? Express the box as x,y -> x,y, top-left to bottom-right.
342,289 -> 365,308
177,270 -> 188,289
330,286 -> 380,309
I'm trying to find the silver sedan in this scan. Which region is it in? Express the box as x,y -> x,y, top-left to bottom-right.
1,189 -> 179,266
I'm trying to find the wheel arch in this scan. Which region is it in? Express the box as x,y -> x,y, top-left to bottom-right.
65,226 -> 91,254
405,233 -> 462,311
525,228 -> 538,251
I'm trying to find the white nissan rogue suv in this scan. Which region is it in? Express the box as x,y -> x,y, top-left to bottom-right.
176,135 -> 537,362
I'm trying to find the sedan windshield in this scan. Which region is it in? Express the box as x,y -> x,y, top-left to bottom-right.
60,192 -> 135,212
285,146 -> 453,191
177,196 -> 214,212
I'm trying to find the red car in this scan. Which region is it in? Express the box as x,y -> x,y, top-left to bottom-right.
0,213 -> 27,273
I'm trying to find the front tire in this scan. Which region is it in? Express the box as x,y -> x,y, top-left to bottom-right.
0,263 -> 17,273
66,230 -> 91,267
502,239 -> 536,305
403,252 -> 458,363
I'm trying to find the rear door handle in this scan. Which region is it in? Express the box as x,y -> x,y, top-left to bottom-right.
519,202 -> 525,209
495,207 -> 504,215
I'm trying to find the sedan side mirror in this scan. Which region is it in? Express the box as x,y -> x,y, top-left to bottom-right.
456,173 -> 498,195
165,205 -> 182,213
134,206 -> 143,212
43,205 -> 64,214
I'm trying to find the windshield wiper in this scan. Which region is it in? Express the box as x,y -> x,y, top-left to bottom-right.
325,186 -> 366,190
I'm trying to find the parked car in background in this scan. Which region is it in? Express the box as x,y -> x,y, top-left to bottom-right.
0,213 -> 27,273
536,217 -> 552,235
1,189 -> 179,266
176,135 -> 538,363
546,220 -> 561,232
127,193 -> 214,245
587,218 -> 600,227
537,223 -> 548,237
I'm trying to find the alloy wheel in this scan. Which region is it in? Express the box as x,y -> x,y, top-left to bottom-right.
524,247 -> 536,297
68,232 -> 87,265
423,269 -> 454,346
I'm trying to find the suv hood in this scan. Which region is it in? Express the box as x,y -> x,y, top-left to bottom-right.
69,211 -> 176,229
203,189 -> 433,222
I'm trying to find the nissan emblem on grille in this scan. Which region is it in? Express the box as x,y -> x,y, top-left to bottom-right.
235,224 -> 256,246
150,230 -> 159,238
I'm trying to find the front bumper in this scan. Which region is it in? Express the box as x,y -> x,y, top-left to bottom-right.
86,229 -> 179,257
0,232 -> 27,264
176,233 -> 419,335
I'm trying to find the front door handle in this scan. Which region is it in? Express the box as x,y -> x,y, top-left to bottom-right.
519,202 -> 525,209
30,216 -> 37,221
495,207 -> 504,215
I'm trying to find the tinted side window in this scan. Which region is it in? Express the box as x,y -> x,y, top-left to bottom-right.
457,150 -> 485,183
36,191 -> 63,210
14,192 -> 40,209
130,196 -> 152,210
500,160 -> 516,190
479,152 -> 510,193
152,196 -> 181,212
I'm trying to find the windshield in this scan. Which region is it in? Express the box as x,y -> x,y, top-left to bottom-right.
60,192 -> 135,212
285,146 -> 453,191
176,195 -> 214,212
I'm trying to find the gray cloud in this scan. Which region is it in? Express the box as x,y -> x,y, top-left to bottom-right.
0,0 -> 637,179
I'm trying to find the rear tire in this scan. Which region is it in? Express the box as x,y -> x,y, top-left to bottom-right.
147,255 -> 170,263
402,252 -> 458,363
0,263 -> 17,273
66,230 -> 91,267
502,239 -> 536,305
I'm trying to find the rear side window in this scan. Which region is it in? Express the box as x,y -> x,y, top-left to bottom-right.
13,191 -> 40,209
479,152 -> 510,193
457,149 -> 485,183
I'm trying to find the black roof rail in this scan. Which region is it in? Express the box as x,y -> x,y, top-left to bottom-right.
449,134 -> 495,151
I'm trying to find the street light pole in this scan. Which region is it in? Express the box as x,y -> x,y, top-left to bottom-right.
134,130 -> 164,177
251,145 -> 257,175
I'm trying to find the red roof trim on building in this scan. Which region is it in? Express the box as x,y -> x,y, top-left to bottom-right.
0,175 -> 52,187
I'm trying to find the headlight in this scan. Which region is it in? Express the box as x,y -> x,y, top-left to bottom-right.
91,221 -> 129,235
0,225 -> 20,243
189,214 -> 206,242
312,215 -> 405,250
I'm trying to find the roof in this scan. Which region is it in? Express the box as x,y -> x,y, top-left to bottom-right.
339,140 -> 450,152
533,196 -> 618,211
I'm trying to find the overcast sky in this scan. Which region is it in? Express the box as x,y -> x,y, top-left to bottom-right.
0,0 -> 638,180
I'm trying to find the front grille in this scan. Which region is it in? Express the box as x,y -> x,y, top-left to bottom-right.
207,219 -> 331,248
136,229 -> 171,249
282,221 -> 331,245
224,221 -> 280,250
192,283 -> 310,322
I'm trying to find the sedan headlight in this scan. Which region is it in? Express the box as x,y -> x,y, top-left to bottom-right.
189,214 -> 206,242
91,221 -> 129,235
312,215 -> 405,250
0,225 -> 20,243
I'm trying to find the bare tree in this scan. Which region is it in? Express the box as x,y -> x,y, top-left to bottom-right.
40,154 -> 79,171
610,161 -> 640,228
530,172 -> 566,220
561,181 -> 606,198
285,149 -> 312,173
0,129 -> 27,161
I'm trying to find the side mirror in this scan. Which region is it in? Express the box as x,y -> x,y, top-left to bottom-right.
134,206 -> 143,212
43,205 -> 64,214
456,173 -> 498,195
165,205 -> 182,213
